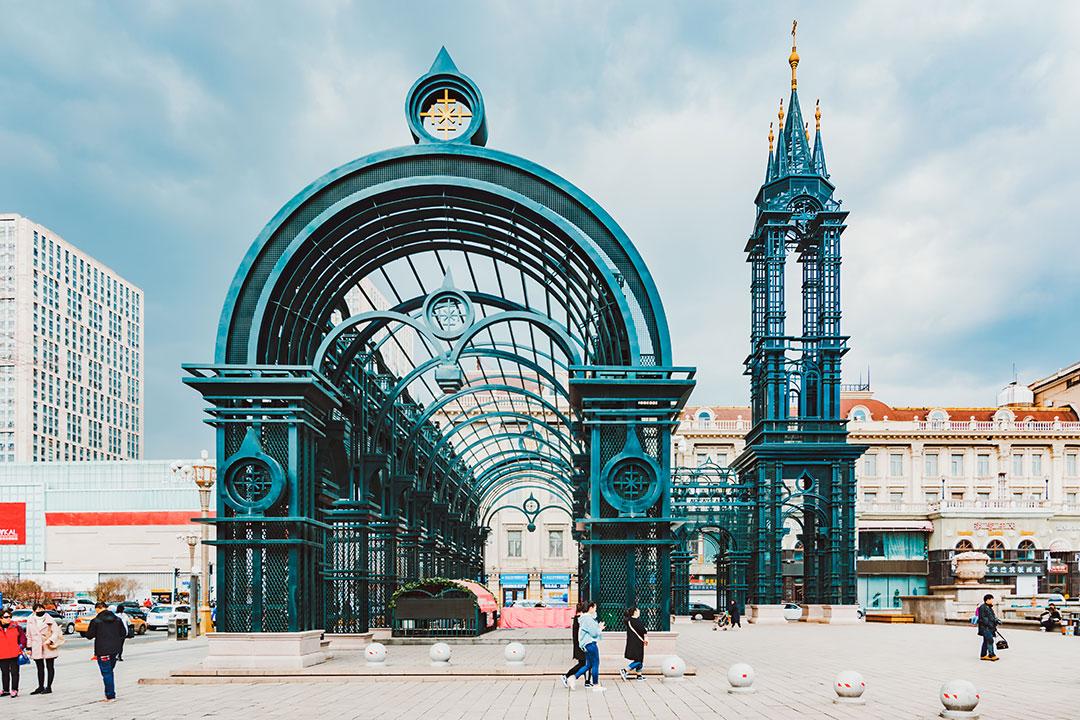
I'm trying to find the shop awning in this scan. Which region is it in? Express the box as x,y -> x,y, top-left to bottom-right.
858,520 -> 934,532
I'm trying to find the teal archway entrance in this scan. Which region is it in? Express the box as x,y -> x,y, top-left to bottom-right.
185,49 -> 694,634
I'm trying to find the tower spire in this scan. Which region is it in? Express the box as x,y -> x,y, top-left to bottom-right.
789,20 -> 800,90
812,99 -> 829,177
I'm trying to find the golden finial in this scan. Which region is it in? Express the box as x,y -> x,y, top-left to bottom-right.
789,20 -> 800,90
815,99 -> 821,131
778,98 -> 785,127
768,122 -> 774,153
804,122 -> 809,142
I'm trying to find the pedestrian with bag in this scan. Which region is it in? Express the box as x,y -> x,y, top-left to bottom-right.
976,593 -> 1000,661
571,602 -> 605,691
25,603 -> 63,695
85,602 -> 127,702
620,606 -> 648,681
561,601 -> 588,689
0,608 -> 28,698
728,598 -> 742,629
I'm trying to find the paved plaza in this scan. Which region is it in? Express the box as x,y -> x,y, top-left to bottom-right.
3,622 -> 1076,719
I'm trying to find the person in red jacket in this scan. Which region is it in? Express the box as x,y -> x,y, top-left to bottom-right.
0,609 -> 28,698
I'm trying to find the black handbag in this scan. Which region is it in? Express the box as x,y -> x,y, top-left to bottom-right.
995,630 -> 1008,650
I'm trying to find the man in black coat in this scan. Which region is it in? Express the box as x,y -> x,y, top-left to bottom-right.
976,594 -> 1000,661
728,599 -> 742,629
85,602 -> 127,701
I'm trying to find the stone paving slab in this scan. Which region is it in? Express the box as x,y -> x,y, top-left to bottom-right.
6,621 -> 1078,719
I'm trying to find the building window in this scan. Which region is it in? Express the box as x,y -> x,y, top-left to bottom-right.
889,453 -> 903,477
950,453 -> 964,477
924,490 -> 939,502
548,529 -> 564,558
1031,453 -> 1043,477
1017,539 -> 1036,561
1012,453 -> 1024,477
955,539 -> 974,551
976,491 -> 990,502
863,454 -> 878,477
889,491 -> 904,503
976,454 -> 991,478
985,539 -> 1005,561
1067,452 -> 1078,477
924,453 -> 939,478
862,491 -> 877,504
507,530 -> 522,558
1066,492 -> 1078,505
950,490 -> 965,501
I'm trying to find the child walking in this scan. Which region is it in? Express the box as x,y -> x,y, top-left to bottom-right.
620,606 -> 648,681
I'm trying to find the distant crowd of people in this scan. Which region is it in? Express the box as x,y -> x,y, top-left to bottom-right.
0,602 -> 128,702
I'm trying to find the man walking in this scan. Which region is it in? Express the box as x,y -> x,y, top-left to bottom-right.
85,602 -> 127,702
976,594 -> 1000,661
727,598 -> 742,629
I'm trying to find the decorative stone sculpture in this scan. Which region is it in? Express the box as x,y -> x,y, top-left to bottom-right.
833,670 -> 866,704
364,642 -> 387,666
504,642 -> 526,666
727,662 -> 756,694
939,679 -> 980,719
953,552 -> 990,585
429,642 -> 451,666
661,655 -> 686,681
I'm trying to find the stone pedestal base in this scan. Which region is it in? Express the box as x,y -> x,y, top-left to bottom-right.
204,631 -> 328,669
599,630 -> 677,669
821,605 -> 862,624
325,633 -> 374,650
747,604 -> 788,625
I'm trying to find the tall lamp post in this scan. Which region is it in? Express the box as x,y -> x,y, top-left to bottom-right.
16,557 -> 31,583
177,531 -> 200,636
172,450 -> 216,635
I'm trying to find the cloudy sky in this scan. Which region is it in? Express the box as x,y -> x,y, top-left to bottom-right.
1,1 -> 1077,458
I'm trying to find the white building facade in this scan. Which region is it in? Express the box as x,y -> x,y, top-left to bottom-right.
0,213 -> 144,463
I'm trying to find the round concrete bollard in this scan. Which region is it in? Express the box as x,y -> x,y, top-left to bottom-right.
661,655 -> 686,682
727,662 -> 756,694
833,670 -> 866,704
364,642 -> 387,666
504,641 -> 526,666
429,641 -> 452,666
939,680 -> 980,719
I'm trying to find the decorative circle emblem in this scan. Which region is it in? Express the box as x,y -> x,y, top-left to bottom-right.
224,459 -> 284,514
423,289 -> 474,340
523,495 -> 541,515
600,454 -> 661,516
405,48 -> 488,146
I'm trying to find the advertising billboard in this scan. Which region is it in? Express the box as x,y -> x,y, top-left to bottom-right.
0,503 -> 26,545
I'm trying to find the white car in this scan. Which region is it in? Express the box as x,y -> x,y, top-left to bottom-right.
146,604 -> 191,631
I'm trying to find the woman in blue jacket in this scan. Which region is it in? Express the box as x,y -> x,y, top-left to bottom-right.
572,602 -> 605,691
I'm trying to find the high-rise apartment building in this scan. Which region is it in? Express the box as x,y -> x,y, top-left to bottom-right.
0,213 -> 143,462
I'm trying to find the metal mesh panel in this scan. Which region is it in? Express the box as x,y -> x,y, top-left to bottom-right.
262,546 -> 289,632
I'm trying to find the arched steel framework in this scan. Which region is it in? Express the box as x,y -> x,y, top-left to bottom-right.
185,49 -> 694,633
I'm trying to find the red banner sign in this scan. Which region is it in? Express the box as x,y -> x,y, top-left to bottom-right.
0,503 -> 26,545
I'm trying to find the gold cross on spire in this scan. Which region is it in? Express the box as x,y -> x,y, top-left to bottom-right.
789,19 -> 800,90
419,88 -> 473,139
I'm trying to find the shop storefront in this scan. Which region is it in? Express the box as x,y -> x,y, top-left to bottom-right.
499,573 -> 529,606
540,573 -> 571,606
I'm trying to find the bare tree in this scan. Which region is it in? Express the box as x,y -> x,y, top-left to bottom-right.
92,577 -> 140,603
0,576 -> 47,606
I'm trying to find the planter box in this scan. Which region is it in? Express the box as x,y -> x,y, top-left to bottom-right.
204,631 -> 328,669
395,597 -> 475,620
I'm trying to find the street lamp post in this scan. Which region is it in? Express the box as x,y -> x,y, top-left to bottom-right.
172,450 -> 216,635
16,557 -> 31,583
177,531 -> 200,636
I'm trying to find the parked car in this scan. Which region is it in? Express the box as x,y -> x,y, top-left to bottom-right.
9,608 -> 75,635
59,598 -> 95,615
75,607 -> 147,637
689,602 -> 716,620
146,604 -> 191,631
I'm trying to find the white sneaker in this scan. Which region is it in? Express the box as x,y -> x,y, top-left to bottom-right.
591,684 -> 607,692
560,675 -> 568,689
619,668 -> 628,681
568,676 -> 577,690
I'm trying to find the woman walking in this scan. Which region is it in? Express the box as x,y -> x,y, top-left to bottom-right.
572,602 -> 604,691
561,601 -> 588,688
0,609 -> 27,698
26,603 -> 62,694
620,606 -> 648,681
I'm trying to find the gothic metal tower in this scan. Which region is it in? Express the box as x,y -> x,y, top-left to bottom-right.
731,22 -> 865,608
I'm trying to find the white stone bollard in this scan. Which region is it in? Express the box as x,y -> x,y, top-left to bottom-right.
429,641 -> 452,667
833,670 -> 866,704
693,613 -> 703,621
504,641 -> 526,666
727,663 -> 756,694
364,642 -> 387,666
661,655 -> 686,682
939,680 -> 980,719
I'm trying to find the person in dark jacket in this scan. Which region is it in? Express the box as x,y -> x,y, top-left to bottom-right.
0,609 -> 27,697
85,603 -> 127,701
1040,604 -> 1062,633
561,601 -> 588,688
620,606 -> 648,681
976,594 -> 1000,661
728,598 -> 742,629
